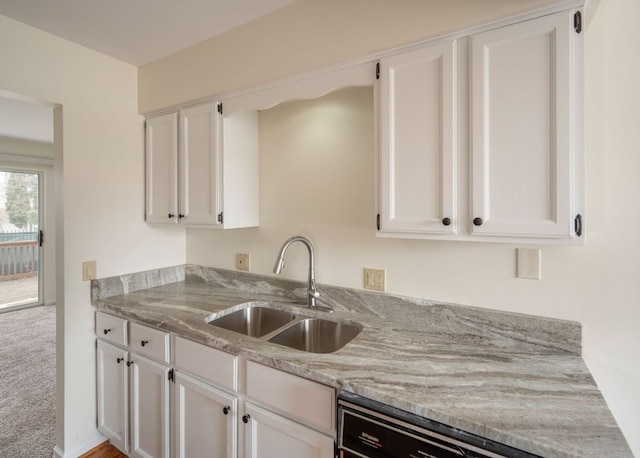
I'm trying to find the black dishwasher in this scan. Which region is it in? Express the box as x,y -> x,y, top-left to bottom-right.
337,391 -> 541,458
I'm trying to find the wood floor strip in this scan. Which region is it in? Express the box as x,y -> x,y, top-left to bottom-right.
79,440 -> 127,458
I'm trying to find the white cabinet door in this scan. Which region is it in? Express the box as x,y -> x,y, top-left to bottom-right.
219,109 -> 259,229
180,103 -> 222,226
130,354 -> 170,458
471,10 -> 581,239
97,340 -> 129,454
145,112 -> 179,225
243,403 -> 334,458
378,40 -> 457,234
174,371 -> 238,458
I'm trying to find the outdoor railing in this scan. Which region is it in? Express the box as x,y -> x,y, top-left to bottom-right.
0,240 -> 38,280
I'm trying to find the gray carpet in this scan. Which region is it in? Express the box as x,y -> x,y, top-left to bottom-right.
0,305 -> 56,457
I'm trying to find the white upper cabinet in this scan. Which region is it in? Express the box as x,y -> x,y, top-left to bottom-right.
145,113 -> 178,225
378,40 -> 457,235
377,8 -> 584,244
145,102 -> 259,228
179,103 -> 220,226
470,10 -> 583,240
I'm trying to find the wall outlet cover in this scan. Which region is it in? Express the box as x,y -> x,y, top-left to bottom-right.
82,260 -> 97,281
236,253 -> 250,272
517,248 -> 541,280
364,268 -> 386,292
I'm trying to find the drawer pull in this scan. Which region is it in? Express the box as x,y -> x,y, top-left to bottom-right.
103,328 -> 111,335
141,340 -> 149,347
242,414 -> 250,424
223,406 -> 231,415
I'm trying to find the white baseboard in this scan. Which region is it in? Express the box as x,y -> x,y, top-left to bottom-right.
52,433 -> 107,458
45,300 -> 56,306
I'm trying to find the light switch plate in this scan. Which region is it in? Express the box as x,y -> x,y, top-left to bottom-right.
83,260 -> 97,281
364,268 -> 386,292
517,248 -> 541,280
236,253 -> 250,272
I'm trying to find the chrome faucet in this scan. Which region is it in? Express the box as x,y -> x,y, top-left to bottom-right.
273,236 -> 332,312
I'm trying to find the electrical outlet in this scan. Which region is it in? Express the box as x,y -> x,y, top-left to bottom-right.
236,253 -> 250,272
364,268 -> 386,292
82,260 -> 97,281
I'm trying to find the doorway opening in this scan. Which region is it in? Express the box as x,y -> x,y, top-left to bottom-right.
0,169 -> 43,311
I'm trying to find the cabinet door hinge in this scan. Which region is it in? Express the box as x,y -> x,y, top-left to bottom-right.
168,368 -> 174,383
217,103 -> 223,115
376,213 -> 381,231
574,11 -> 582,33
574,214 -> 583,237
217,212 -> 224,224
375,62 -> 380,80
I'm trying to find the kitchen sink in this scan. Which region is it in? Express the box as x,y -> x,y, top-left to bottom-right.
207,305 -> 296,338
268,318 -> 362,354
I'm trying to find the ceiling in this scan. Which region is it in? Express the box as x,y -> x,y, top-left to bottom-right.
0,0 -> 297,66
0,0 -> 297,143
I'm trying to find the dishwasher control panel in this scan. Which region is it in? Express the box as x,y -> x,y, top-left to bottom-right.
337,392 -> 540,458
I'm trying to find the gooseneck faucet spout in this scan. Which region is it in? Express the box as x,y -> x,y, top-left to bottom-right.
273,235 -> 330,311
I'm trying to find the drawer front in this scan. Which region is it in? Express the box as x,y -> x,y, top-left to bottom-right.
173,336 -> 238,392
129,322 -> 170,363
96,311 -> 128,346
247,361 -> 335,434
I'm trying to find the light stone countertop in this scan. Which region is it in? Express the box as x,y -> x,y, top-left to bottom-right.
91,265 -> 632,458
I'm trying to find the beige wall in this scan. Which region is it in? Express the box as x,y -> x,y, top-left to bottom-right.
0,15 -> 186,456
142,0 -> 639,454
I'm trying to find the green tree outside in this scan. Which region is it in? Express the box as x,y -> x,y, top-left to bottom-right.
5,173 -> 38,230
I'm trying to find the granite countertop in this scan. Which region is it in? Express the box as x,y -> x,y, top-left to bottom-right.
91,265 -> 632,457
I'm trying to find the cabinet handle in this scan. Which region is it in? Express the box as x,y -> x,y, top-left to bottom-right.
473,217 -> 483,226
103,328 -> 111,335
442,217 -> 451,226
223,406 -> 231,415
116,357 -> 124,364
126,361 -> 133,367
141,340 -> 149,347
168,213 -> 174,219
242,414 -> 250,424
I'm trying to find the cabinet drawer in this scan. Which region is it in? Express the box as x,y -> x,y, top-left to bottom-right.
129,322 -> 170,363
96,311 -> 128,346
246,361 -> 335,433
173,336 -> 238,392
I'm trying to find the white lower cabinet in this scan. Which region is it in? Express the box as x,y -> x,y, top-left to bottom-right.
97,315 -> 336,458
173,370 -> 238,458
96,314 -> 171,458
243,403 -> 334,458
242,361 -> 335,458
130,354 -> 170,458
97,339 -> 129,454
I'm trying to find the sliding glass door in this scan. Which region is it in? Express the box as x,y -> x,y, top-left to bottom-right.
0,169 -> 43,312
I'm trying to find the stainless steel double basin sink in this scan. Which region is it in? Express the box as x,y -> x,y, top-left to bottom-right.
206,303 -> 361,354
